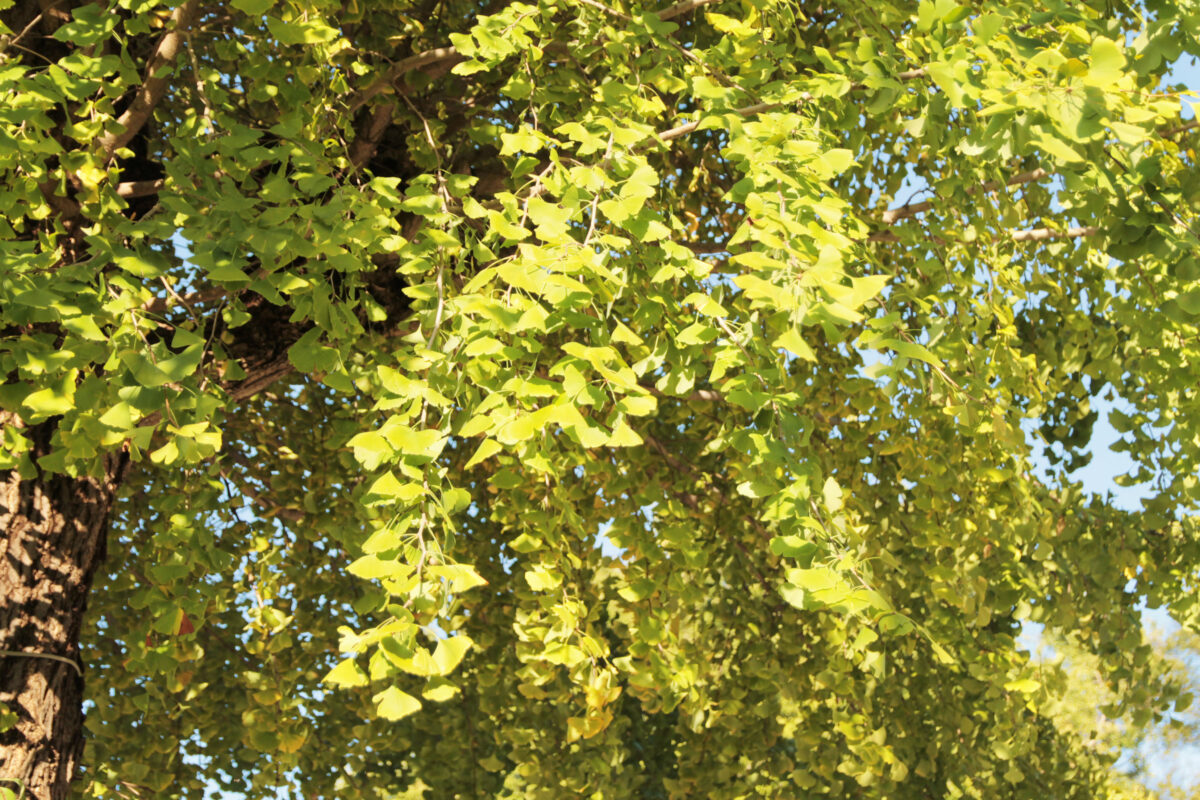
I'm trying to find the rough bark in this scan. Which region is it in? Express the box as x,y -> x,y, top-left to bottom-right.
0,415 -> 128,800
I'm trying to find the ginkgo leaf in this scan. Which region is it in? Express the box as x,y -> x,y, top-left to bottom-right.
362,472 -> 423,506
429,564 -> 487,593
772,328 -> 816,361
372,686 -> 422,721
464,438 -> 503,468
323,658 -> 368,688
1004,678 -> 1041,694
607,418 -> 643,447
431,636 -> 472,676
422,680 -> 461,702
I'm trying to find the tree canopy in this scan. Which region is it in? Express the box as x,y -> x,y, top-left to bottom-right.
2,0 -> 1200,797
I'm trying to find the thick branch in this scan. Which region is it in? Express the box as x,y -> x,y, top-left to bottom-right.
345,50 -> 463,168
116,178 -> 165,199
349,47 -> 465,112
393,45 -> 461,74
348,103 -> 397,170
96,0 -> 201,158
227,355 -> 294,402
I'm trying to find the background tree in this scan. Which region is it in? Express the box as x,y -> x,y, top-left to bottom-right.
1,0 -> 1200,798
1030,624 -> 1200,796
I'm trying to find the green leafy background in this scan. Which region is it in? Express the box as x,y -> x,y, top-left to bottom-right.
2,0 -> 1200,796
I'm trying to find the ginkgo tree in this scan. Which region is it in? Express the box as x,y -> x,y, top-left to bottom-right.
2,0 -> 1200,797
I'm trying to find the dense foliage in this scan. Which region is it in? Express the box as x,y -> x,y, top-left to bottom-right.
2,0 -> 1200,797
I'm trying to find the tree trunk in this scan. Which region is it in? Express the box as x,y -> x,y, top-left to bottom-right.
0,415 -> 128,800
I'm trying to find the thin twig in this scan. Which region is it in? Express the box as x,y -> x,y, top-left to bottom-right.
583,134 -> 615,246
1161,119 -> 1198,138
0,649 -> 82,676
656,0 -> 722,19
657,101 -> 783,143
576,0 -> 631,22
3,11 -> 44,52
653,66 -> 927,144
880,168 -> 1050,224
219,467 -> 304,523
1009,225 -> 1099,242
142,286 -> 227,315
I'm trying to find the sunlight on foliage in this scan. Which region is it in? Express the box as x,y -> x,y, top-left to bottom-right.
1,0 -> 1200,797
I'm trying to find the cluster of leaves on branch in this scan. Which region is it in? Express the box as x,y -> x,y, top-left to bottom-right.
2,0 -> 1200,796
